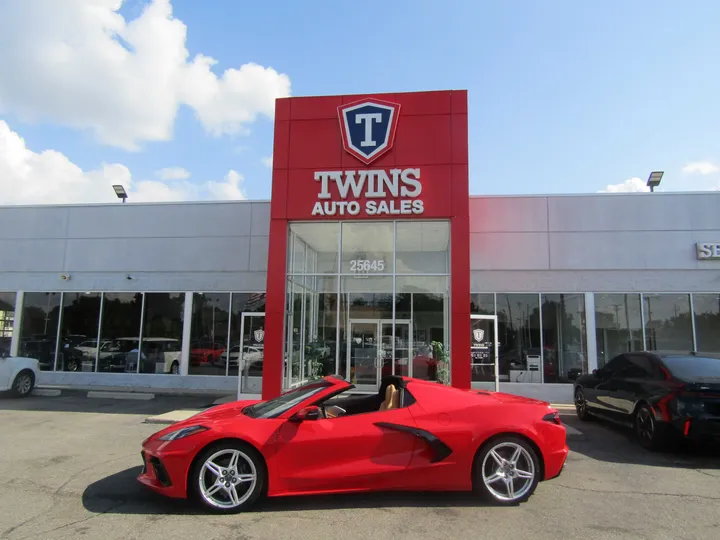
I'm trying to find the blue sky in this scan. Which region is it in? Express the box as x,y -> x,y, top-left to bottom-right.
2,0 -> 720,204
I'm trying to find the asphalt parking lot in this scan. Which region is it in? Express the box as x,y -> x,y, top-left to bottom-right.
0,393 -> 718,540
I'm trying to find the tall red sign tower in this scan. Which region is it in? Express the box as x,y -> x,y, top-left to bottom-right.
262,90 -> 470,399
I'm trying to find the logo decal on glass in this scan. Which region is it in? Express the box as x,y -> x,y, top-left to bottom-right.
473,329 -> 485,343
338,99 -> 401,164
254,329 -> 264,343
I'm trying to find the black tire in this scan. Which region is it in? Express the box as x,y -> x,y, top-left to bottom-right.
206,354 -> 213,365
188,440 -> 266,514
170,361 -> 179,375
473,435 -> 541,506
634,404 -> 665,451
66,358 -> 79,372
11,370 -> 35,398
574,388 -> 593,421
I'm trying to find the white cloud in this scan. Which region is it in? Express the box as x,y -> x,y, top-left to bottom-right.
599,177 -> 650,193
0,120 -> 246,204
0,0 -> 291,150
156,166 -> 190,181
261,156 -> 273,168
682,161 -> 720,175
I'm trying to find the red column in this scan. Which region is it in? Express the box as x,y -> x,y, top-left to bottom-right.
449,91 -> 470,390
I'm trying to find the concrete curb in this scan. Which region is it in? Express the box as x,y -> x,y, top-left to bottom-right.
31,388 -> 62,397
87,391 -> 155,400
144,409 -> 205,425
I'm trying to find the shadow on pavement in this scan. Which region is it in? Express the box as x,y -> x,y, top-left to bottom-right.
562,413 -> 720,470
0,393 -> 218,416
83,467 -> 489,515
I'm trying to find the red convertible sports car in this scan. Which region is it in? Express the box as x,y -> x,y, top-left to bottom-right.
138,375 -> 568,513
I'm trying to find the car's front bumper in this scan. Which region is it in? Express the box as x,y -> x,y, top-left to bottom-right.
137,441 -> 195,499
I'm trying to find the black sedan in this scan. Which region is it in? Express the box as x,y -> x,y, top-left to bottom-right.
573,351 -> 720,450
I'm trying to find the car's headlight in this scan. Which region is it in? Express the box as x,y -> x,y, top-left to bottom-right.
158,425 -> 209,441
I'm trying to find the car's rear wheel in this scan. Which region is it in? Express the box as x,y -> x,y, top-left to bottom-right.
634,404 -> 665,451
189,441 -> 266,514
474,436 -> 540,505
12,370 -> 35,398
575,388 -> 593,421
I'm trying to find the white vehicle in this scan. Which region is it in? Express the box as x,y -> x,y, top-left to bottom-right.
216,345 -> 263,368
0,351 -> 40,397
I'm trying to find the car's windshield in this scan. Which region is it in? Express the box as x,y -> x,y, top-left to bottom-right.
243,379 -> 332,419
662,355 -> 720,379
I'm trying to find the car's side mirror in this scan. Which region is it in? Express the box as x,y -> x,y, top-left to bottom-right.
291,405 -> 321,423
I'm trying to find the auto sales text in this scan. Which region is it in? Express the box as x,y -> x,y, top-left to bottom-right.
311,168 -> 424,216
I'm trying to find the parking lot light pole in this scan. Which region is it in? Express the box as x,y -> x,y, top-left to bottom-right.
646,171 -> 664,192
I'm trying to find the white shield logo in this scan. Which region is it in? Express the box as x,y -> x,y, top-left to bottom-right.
254,329 -> 264,342
473,329 -> 485,343
338,99 -> 401,165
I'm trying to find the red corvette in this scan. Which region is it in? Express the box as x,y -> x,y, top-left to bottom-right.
138,375 -> 568,513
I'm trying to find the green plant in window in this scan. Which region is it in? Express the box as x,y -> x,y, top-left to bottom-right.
304,343 -> 324,379
432,341 -> 450,385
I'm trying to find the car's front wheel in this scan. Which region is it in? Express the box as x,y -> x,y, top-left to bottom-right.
575,388 -> 593,421
12,370 -> 35,398
474,436 -> 540,505
189,441 -> 266,514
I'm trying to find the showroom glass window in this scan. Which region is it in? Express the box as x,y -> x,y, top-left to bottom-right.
58,292 -> 101,372
284,221 -> 450,390
97,293 -> 143,373
189,293 -> 230,376
137,293 -> 185,374
0,292 -> 16,356
691,294 -> 720,354
495,294 -> 542,383
18,292 -> 62,371
594,294 -> 643,368
470,294 -> 495,316
643,294 -> 693,351
542,294 -> 587,383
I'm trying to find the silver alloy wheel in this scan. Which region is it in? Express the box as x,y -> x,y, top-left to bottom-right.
198,448 -> 257,509
481,441 -> 536,502
15,373 -> 32,396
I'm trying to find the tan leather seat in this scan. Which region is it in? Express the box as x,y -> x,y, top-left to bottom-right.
379,384 -> 400,411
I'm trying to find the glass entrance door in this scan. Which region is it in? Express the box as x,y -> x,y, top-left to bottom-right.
348,319 -> 412,391
237,313 -> 265,397
347,319 -> 381,392
470,314 -> 499,391
380,320 -> 411,378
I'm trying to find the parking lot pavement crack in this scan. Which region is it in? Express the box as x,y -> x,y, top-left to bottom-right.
0,505 -> 53,539
53,453 -> 136,497
549,483 -> 720,501
5,500 -> 128,540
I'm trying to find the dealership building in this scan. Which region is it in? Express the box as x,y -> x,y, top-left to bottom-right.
2,89 -> 720,403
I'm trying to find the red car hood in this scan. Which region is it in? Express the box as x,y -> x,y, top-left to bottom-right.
471,389 -> 550,407
146,399 -> 263,442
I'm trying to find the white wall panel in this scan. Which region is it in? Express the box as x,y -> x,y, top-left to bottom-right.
0,206 -> 69,239
63,237 -> 252,272
471,270 -> 720,293
548,193 -> 720,232
470,232 -> 550,270
65,202 -> 254,238
469,196 -> 548,233
0,239 -> 68,272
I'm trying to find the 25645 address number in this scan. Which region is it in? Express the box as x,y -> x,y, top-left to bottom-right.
349,259 -> 385,273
